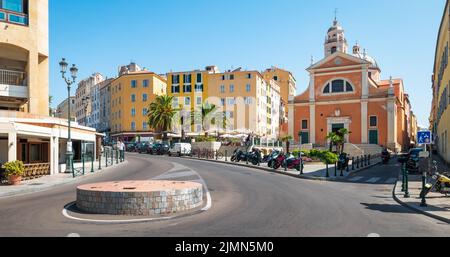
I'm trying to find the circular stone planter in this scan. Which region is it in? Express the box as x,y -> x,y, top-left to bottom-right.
76,180 -> 203,216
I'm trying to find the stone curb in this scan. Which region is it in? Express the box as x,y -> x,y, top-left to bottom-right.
392,180 -> 450,224
181,156 -> 380,182
0,160 -> 129,199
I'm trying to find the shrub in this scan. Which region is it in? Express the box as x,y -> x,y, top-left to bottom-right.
320,151 -> 339,164
2,160 -> 25,177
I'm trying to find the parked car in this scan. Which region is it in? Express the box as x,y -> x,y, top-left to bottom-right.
150,143 -> 170,155
136,142 -> 151,154
406,148 -> 424,174
168,143 -> 192,157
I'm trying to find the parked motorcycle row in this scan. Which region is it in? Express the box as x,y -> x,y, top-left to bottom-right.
231,148 -> 304,172
420,161 -> 450,198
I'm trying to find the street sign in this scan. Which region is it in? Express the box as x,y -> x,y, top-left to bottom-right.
417,131 -> 432,145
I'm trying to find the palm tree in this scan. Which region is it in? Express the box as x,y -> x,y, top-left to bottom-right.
282,135 -> 293,153
326,128 -> 351,154
191,103 -> 226,138
147,95 -> 179,142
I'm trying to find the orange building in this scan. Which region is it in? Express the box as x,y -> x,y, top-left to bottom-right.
289,18 -> 414,152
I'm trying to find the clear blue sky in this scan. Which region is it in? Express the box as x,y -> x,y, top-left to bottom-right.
49,0 -> 445,127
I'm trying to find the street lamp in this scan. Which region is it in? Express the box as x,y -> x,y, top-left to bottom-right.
59,58 -> 78,175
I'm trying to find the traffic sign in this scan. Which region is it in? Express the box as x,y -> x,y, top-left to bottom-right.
417,131 -> 432,145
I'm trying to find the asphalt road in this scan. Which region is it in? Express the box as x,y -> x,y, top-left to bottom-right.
0,153 -> 449,237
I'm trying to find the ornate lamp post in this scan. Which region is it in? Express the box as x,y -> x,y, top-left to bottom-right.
59,58 -> 78,175
82,96 -> 90,126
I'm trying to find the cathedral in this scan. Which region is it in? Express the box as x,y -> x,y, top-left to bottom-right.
289,18 -> 415,152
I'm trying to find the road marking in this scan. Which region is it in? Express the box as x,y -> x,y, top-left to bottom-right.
67,233 -> 81,237
366,177 -> 381,183
385,178 -> 397,184
154,171 -> 197,180
348,176 -> 363,182
367,233 -> 381,237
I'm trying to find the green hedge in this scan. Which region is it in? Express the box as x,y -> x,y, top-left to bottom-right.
292,149 -> 338,164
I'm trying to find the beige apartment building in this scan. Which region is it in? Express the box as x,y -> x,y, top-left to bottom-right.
56,96 -> 75,121
75,73 -> 104,126
0,0 -> 98,176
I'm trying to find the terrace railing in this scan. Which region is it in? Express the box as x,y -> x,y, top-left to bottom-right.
0,69 -> 26,86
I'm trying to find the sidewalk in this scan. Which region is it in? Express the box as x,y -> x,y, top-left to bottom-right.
0,159 -> 128,199
182,155 -> 381,181
393,156 -> 450,224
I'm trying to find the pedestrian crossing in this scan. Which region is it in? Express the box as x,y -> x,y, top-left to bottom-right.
345,176 -> 397,184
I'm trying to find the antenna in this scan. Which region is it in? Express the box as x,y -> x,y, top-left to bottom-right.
334,8 -> 338,21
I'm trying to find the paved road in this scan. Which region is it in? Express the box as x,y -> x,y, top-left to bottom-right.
0,153 -> 449,237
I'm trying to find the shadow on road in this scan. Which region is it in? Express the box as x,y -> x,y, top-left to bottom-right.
361,203 -> 417,214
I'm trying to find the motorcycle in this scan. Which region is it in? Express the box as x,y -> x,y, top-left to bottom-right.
231,149 -> 245,162
266,150 -> 282,168
282,153 -> 304,172
421,161 -> 450,197
246,149 -> 262,165
381,150 -> 391,164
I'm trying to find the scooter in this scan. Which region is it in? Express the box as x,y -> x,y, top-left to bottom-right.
283,153 -> 304,171
381,150 -> 391,164
266,150 -> 282,168
231,149 -> 247,162
420,161 -> 450,197
247,149 -> 262,166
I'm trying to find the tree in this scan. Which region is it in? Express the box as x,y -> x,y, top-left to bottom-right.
282,135 -> 293,154
147,95 -> 179,142
190,103 -> 227,138
326,128 -> 351,154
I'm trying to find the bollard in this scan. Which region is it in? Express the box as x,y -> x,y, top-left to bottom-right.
82,153 -> 85,175
106,150 -> 109,167
216,150 -> 218,161
365,155 -> 368,166
91,154 -> 94,173
225,150 -> 228,162
341,163 -> 344,177
404,163 -> 410,198
116,149 -> 119,164
352,157 -> 355,170
326,163 -> 330,178
198,149 -> 201,159
368,155 -> 371,165
334,162 -> 337,177
99,151 -> 102,170
356,156 -> 360,169
420,170 -> 428,207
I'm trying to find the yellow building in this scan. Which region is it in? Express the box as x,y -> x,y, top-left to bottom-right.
110,70 -> 167,141
430,0 -> 450,163
0,0 -> 48,115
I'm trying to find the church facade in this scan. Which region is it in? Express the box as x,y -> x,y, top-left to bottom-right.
289,19 -> 416,152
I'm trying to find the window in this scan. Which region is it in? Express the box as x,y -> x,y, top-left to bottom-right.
183,84 -> 192,93
143,108 -> 148,116
220,85 -> 225,93
197,73 -> 202,83
230,85 -> 235,93
195,84 -> 203,92
131,122 -> 136,131
184,74 -> 192,84
230,74 -> 235,80
143,80 -> 149,88
143,122 -> 148,130
244,97 -> 253,105
221,75 -> 226,81
227,98 -> 235,105
2,0 -> 25,13
131,94 -> 136,102
370,116 -> 378,127
196,97 -> 202,105
246,84 -> 251,92
173,97 -> 179,107
323,79 -> 354,94
221,98 -> 225,106
274,76 -> 278,81
131,80 -> 137,88
131,108 -> 136,117
247,73 -> 252,79
331,47 -> 337,54
185,97 -> 191,106
172,85 -> 180,93
142,93 -> 148,102
172,74 -> 180,84
302,120 -> 308,130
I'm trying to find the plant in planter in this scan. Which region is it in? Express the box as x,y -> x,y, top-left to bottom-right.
2,160 -> 25,185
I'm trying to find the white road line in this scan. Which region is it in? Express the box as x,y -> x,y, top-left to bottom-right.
366,177 -> 381,183
348,176 -> 363,182
67,233 -> 81,237
154,171 -> 197,180
367,233 -> 381,237
385,178 -> 397,184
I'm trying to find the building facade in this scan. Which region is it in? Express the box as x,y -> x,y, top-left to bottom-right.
110,70 -> 167,141
56,96 -> 75,121
0,0 -> 98,176
75,73 -> 104,127
99,78 -> 114,134
290,18 -> 415,152
430,0 -> 450,164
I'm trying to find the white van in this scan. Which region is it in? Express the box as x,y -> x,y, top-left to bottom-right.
169,143 -> 192,157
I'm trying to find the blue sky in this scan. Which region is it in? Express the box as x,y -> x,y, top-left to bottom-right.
49,0 -> 445,127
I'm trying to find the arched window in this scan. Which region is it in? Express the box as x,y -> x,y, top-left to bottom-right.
331,47 -> 337,54
323,79 -> 354,94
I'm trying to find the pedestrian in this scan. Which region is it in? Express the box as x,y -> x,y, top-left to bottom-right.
118,139 -> 125,162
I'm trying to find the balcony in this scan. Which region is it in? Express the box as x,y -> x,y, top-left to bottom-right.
0,68 -> 27,99
0,8 -> 28,26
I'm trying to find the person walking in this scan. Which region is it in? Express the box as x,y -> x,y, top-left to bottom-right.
118,139 -> 125,162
